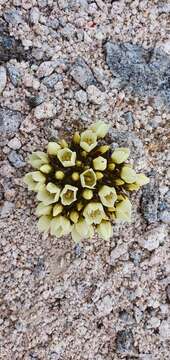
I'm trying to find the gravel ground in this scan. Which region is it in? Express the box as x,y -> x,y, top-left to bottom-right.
0,1 -> 170,359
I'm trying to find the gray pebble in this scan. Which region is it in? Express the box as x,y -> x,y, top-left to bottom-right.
0,201 -> 14,218
42,74 -> 62,89
7,64 -> 21,87
159,209 -> 170,224
116,329 -> 134,353
8,150 -> 25,168
75,89 -> 87,104
0,107 -> 23,134
3,8 -> 22,26
0,66 -> 7,94
70,57 -> 97,89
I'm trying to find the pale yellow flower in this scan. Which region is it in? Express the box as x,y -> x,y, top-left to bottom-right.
111,147 -> 130,164
136,173 -> 150,186
90,121 -> 110,138
57,148 -> 76,167
50,216 -> 71,237
98,185 -> 117,207
115,198 -> 132,222
80,168 -> 97,189
83,202 -> 107,225
23,171 -> 46,191
37,215 -> 51,233
37,184 -> 60,205
28,151 -> 49,169
35,203 -> 52,217
47,142 -> 61,155
46,182 -> 60,195
60,185 -> 78,206
80,130 -> 97,152
120,166 -> 137,184
97,220 -> 113,240
93,156 -> 107,171
71,218 -> 94,242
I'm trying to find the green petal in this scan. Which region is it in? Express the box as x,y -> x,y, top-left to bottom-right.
115,198 -> 132,222
120,166 -> 137,183
111,147 -> 130,164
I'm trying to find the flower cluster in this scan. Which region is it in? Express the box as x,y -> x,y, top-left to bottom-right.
24,122 -> 149,242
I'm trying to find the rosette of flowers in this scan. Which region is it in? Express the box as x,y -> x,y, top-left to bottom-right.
24,122 -> 149,242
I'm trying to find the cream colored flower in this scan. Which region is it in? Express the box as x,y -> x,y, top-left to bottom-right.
46,182 -> 60,194
35,203 -> 52,217
47,142 -> 61,155
97,220 -> 113,240
93,156 -> 107,171
37,215 -> 51,233
111,147 -> 130,164
80,168 -> 97,189
136,173 -> 150,186
83,202 -> 107,225
90,121 -> 110,138
60,185 -> 78,206
37,184 -> 60,205
57,148 -> 76,167
23,171 -> 46,191
50,216 -> 71,237
120,166 -> 137,184
71,218 -> 94,242
115,198 -> 132,222
98,185 -> 117,207
80,130 -> 97,152
28,151 -> 49,169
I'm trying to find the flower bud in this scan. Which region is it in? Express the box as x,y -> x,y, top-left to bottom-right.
98,185 -> 117,207
97,220 -> 113,240
93,156 -> 107,171
40,164 -> 52,174
108,163 -> 115,171
126,183 -> 140,191
70,210 -> 79,223
98,145 -> 110,154
80,168 -> 97,189
60,139 -> 68,148
95,171 -> 104,180
47,142 -> 61,155
53,203 -> 63,217
90,121 -> 110,138
55,170 -> 65,180
81,151 -> 87,158
76,160 -> 82,167
120,166 -> 137,184
80,130 -> 97,152
73,132 -> 80,144
60,185 -> 78,206
115,198 -> 132,222
72,172 -> 80,181
57,148 -> 76,167
77,202 -> 84,211
114,179 -> 124,185
82,189 -> 93,200
111,147 -> 130,164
